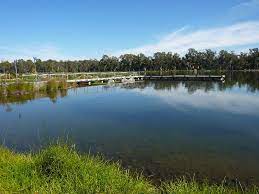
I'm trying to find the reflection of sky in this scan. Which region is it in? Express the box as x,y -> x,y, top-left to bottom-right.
131,83 -> 259,116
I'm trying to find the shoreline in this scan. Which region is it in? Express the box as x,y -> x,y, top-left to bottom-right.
0,144 -> 257,194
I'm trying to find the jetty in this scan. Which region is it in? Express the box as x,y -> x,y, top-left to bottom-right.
66,75 -> 225,85
0,72 -> 225,86
144,75 -> 225,81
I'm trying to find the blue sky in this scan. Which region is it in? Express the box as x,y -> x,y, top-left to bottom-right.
0,0 -> 259,60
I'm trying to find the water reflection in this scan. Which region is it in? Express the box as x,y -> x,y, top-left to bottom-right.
0,72 -> 259,185
145,71 -> 259,93
126,82 -> 259,116
0,89 -> 68,111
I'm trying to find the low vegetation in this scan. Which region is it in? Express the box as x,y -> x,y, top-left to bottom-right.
0,145 -> 258,194
0,79 -> 68,94
39,78 -> 68,92
0,79 -> 69,104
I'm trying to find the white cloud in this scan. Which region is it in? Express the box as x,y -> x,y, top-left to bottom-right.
0,43 -> 66,61
2,21 -> 259,61
0,44 -> 99,61
131,84 -> 259,116
114,21 -> 259,56
230,0 -> 259,20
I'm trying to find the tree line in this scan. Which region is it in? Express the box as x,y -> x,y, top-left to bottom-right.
1,48 -> 259,74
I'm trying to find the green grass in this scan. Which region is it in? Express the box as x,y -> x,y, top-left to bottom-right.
0,145 -> 258,194
162,179 -> 259,194
0,145 -> 156,194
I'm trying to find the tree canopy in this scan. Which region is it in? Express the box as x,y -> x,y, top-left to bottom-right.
1,48 -> 259,74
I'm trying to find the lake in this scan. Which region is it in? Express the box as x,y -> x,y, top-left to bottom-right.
1,72 -> 259,185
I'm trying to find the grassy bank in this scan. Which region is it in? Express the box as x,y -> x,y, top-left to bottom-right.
0,145 -> 258,194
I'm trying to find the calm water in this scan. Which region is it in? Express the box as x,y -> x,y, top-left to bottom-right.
1,72 -> 259,184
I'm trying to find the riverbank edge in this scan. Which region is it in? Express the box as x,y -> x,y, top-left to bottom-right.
0,145 -> 257,194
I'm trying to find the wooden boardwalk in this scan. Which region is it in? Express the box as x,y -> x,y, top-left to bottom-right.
144,75 -> 225,81
0,73 -> 225,86
67,75 -> 225,85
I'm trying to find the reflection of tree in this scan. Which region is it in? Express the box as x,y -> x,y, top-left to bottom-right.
120,72 -> 259,93
5,104 -> 12,112
185,82 -> 217,94
222,72 -> 259,92
0,92 -> 35,105
60,90 -> 68,98
1,72 -> 258,106
0,88 -> 68,106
